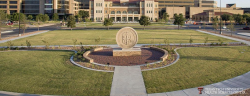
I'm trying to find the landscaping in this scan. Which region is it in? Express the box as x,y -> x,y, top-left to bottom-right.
0,51 -> 113,95
0,30 -> 236,46
142,46 -> 250,93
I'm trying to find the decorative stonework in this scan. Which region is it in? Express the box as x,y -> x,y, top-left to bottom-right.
116,27 -> 138,49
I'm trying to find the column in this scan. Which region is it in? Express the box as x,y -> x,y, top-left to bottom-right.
133,12 -> 134,22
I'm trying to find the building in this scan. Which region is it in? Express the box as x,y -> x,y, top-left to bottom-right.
194,0 -> 217,7
0,0 -> 21,14
89,0 -> 158,22
191,4 -> 244,22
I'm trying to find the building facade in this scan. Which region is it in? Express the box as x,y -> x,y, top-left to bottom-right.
0,0 -> 20,14
0,0 -> 245,22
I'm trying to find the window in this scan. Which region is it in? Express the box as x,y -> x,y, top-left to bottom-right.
9,1 -> 17,4
106,4 -> 107,7
9,6 -> 17,8
111,11 -> 115,14
155,5 -> 157,7
105,10 -> 107,13
155,11 -> 157,13
134,11 -> 138,14
117,11 -> 121,14
0,5 -> 7,8
0,1 -> 7,4
128,11 -> 132,14
123,11 -> 127,14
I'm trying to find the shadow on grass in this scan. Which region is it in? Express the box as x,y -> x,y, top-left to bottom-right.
181,56 -> 250,63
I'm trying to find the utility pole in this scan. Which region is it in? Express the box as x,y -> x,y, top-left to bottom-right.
220,0 -> 222,34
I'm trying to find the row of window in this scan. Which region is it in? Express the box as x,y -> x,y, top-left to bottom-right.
0,1 -> 17,4
146,3 -> 153,7
96,10 -> 102,13
110,11 -> 139,14
158,1 -> 193,3
0,5 -> 17,8
96,3 -> 102,7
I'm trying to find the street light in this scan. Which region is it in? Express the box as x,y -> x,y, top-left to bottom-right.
220,0 -> 222,34
18,4 -> 21,37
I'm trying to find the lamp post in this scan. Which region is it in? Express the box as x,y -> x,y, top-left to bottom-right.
220,0 -> 222,34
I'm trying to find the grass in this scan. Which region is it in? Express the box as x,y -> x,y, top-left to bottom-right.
76,22 -> 173,28
142,46 -> 250,93
0,51 -> 113,95
0,30 -> 235,46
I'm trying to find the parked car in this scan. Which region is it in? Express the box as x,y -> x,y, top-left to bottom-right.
243,27 -> 250,30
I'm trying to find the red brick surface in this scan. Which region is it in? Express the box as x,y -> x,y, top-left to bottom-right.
88,48 -> 164,66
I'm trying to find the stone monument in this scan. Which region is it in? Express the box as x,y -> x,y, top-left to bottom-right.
113,27 -> 141,56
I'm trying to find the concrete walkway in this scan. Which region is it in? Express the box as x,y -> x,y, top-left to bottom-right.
197,30 -> 250,45
0,30 -> 50,44
110,66 -> 147,96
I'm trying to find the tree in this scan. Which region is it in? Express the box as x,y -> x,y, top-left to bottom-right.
0,10 -> 7,40
103,18 -> 113,30
27,15 -> 33,21
212,16 -> 219,30
75,14 -> 81,22
227,16 -> 235,36
162,12 -> 169,23
67,15 -> 76,30
27,15 -> 33,23
221,14 -> 231,24
79,10 -> 89,20
42,14 -> 50,22
36,14 -> 43,22
52,13 -> 59,21
234,14 -> 243,26
20,14 -> 27,34
173,13 -> 186,30
139,15 -> 151,30
11,13 -> 19,21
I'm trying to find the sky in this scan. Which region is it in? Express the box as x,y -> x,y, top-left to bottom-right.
214,0 -> 250,8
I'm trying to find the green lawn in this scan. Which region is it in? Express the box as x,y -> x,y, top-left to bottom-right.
0,51 -> 113,95
0,30 -> 235,46
76,22 -> 173,28
142,46 -> 250,93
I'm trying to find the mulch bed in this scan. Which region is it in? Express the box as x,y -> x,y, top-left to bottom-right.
88,48 -> 164,66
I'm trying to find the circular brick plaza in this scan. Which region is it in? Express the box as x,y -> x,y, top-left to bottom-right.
88,48 -> 164,66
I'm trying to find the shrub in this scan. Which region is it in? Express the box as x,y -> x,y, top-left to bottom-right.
42,40 -> 50,49
72,39 -> 77,49
218,39 -> 223,46
26,40 -> 31,48
6,41 -> 14,49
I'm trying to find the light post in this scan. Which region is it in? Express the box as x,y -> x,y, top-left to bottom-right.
220,0 -> 222,34
18,8 -> 21,36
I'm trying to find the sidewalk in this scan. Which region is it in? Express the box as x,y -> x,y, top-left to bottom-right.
0,30 -> 50,44
110,66 -> 147,96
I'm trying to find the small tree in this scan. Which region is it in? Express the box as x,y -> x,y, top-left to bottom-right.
52,13 -> 59,21
227,16 -> 235,36
212,16 -> 219,30
72,39 -> 77,49
189,36 -> 193,45
162,12 -> 169,23
204,36 -> 208,45
6,41 -> 14,49
27,15 -> 33,23
75,14 -> 81,22
26,40 -> 31,48
173,14 -> 186,30
67,15 -> 76,30
103,18 -> 113,30
42,14 -> 50,22
202,22 -> 207,30
42,40 -> 50,49
95,37 -> 101,46
36,14 -> 43,22
85,18 -> 91,26
139,15 -> 151,30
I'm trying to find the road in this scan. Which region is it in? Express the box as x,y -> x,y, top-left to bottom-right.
1,24 -> 60,39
